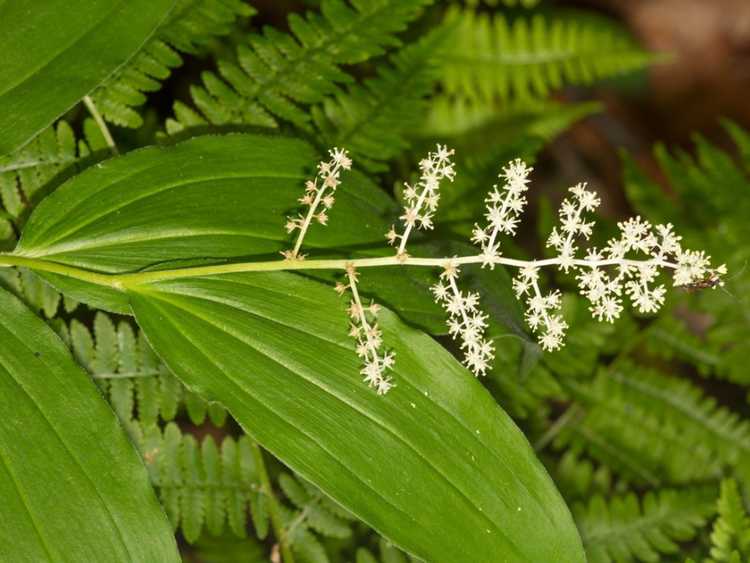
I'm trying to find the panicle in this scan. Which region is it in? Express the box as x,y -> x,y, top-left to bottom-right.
545,182 -> 601,272
283,147 -> 352,260
512,265 -> 568,351
387,144 -> 455,259
337,264 -> 395,395
431,259 -> 494,376
472,158 -> 533,268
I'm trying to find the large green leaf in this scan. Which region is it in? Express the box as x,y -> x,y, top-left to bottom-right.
14,134 -> 448,331
13,133 -> 525,334
0,0 -> 175,155
129,272 -> 585,562
15,134 -> 394,313
0,286 -> 179,561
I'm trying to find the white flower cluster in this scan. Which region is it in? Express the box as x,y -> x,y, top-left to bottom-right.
512,266 -> 568,351
546,183 -> 600,272
509,178 -> 725,349
277,145 -> 725,395
431,260 -> 494,376
336,265 -> 394,395
283,147 -> 352,260
472,158 -> 533,268
387,144 -> 455,258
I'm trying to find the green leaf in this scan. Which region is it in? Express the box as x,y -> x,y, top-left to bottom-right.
0,0 -> 175,156
15,134 -> 396,312
128,272 -> 585,562
0,286 -> 178,561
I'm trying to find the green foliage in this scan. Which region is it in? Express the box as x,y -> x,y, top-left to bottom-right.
551,450 -> 614,503
0,287 -> 179,561
0,121 -> 100,241
90,0 -> 254,128
560,363 -> 750,486
575,487 -> 716,562
312,29 -> 445,170
440,7 -> 652,104
0,0 -> 174,154
133,423 -> 267,544
355,538 -> 418,563
0,267 -> 77,319
165,0 -> 431,134
0,1 -> 692,561
129,273 -> 586,561
707,480 -> 750,562
279,472 -> 357,562
61,311 -> 226,427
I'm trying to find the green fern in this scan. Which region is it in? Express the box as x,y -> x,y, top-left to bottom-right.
0,120 -> 104,243
0,120 -> 109,316
90,0 -> 254,128
440,7 -> 653,104
312,28 -> 445,170
0,267 -> 78,319
551,450 -> 615,503
134,423 -> 268,543
61,312 -> 227,427
279,472 -> 356,563
574,487 -> 716,563
707,480 -> 750,562
559,363 -> 750,486
165,0 -> 432,135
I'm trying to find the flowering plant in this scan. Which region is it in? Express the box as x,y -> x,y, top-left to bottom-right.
286,146 -> 726,393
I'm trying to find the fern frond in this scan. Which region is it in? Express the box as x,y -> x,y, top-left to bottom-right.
561,363 -> 750,485
574,487 -> 716,563
551,450 -> 614,502
62,312 -> 226,427
165,0 -> 432,135
708,479 -> 750,562
441,7 -> 653,103
134,423 -> 268,543
0,121 -> 98,244
421,94 -> 600,138
312,28 -> 445,170
0,267 -> 78,319
90,0 -> 254,128
280,473 -> 354,540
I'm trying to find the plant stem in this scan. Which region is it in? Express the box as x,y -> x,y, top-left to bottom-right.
249,442 -> 295,563
82,95 -> 119,155
0,252 -> 678,290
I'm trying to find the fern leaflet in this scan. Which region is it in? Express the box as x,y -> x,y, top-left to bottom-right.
707,480 -> 750,562
62,312 -> 227,427
313,28 -> 445,170
622,121 -> 750,385
560,363 -> 750,485
575,487 -> 716,563
90,0 -> 254,128
440,7 -> 653,103
165,0 -> 432,135
134,423 -> 268,543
